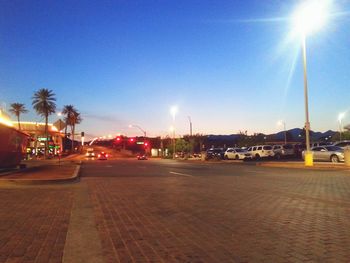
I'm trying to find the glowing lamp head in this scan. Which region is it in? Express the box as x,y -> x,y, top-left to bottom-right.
292,0 -> 331,36
338,112 -> 346,122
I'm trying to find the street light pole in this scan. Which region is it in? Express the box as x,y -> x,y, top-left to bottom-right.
302,34 -> 312,160
170,106 -> 178,159
188,116 -> 192,136
129,124 -> 146,137
338,112 -> 346,141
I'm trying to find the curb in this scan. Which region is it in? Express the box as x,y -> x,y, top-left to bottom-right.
0,162 -> 82,185
256,162 -> 350,171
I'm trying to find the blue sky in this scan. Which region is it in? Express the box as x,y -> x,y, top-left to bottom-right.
1,0 -> 350,138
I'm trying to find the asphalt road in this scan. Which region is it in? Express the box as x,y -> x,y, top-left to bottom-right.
1,158 -> 350,263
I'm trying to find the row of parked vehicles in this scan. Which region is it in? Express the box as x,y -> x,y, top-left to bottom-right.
205,140 -> 350,163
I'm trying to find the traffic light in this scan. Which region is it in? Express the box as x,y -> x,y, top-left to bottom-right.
116,137 -> 121,141
144,142 -> 148,147
129,138 -> 134,143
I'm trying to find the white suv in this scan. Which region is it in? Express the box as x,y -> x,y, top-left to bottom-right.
247,145 -> 274,159
224,148 -> 252,160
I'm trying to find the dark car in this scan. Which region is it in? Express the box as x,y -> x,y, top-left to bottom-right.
97,152 -> 108,160
137,154 -> 148,160
205,148 -> 224,160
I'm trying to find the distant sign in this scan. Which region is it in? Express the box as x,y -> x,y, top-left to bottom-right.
136,141 -> 144,145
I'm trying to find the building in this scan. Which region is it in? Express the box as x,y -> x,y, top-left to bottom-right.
12,121 -> 64,156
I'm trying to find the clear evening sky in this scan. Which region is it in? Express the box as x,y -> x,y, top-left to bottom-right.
1,0 -> 350,138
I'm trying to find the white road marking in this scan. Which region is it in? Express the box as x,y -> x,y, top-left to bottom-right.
169,171 -> 193,177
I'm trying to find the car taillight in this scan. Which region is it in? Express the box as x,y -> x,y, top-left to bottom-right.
98,154 -> 101,158
106,154 -> 108,157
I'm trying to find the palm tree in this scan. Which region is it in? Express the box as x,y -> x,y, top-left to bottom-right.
9,103 -> 28,130
62,105 -> 75,138
32,89 -> 56,158
67,110 -> 82,152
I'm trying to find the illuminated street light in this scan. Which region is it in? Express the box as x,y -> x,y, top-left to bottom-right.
292,0 -> 331,166
57,112 -> 62,117
292,0 -> 330,36
277,120 -> 287,144
338,112 -> 346,141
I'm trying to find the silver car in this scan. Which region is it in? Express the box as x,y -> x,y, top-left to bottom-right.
302,146 -> 344,163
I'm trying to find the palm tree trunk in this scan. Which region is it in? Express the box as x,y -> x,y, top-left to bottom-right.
71,124 -> 75,152
45,114 -> 48,158
17,115 -> 21,130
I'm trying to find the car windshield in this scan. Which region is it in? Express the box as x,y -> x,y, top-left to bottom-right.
325,146 -> 343,152
263,146 -> 272,150
235,149 -> 245,152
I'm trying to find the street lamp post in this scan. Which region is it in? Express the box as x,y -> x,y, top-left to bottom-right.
188,116 -> 193,136
338,112 -> 346,141
302,34 -> 312,157
277,120 -> 287,144
170,126 -> 175,159
170,106 -> 178,159
129,124 -> 146,137
292,0 -> 330,166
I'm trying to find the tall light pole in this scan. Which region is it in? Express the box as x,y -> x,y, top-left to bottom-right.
129,124 -> 146,137
170,126 -> 175,158
292,0 -> 330,166
277,120 -> 287,144
170,106 -> 178,159
188,116 -> 192,136
338,112 -> 346,141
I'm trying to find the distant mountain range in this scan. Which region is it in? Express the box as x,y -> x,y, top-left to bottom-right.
206,128 -> 337,143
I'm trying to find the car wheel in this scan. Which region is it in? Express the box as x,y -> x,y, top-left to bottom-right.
330,155 -> 339,163
275,153 -> 281,160
255,154 -> 260,160
224,155 -> 229,160
235,155 -> 239,160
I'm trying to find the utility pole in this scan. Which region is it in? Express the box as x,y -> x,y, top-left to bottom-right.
188,116 -> 192,136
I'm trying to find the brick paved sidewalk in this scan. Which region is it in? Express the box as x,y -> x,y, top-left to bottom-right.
0,186 -> 74,263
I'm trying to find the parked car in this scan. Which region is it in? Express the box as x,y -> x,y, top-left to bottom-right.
302,146 -> 344,163
224,148 -> 252,160
310,142 -> 332,148
332,140 -> 350,149
205,148 -> 224,160
137,154 -> 148,160
247,145 -> 274,159
97,152 -> 108,160
272,144 -> 295,159
85,148 -> 95,158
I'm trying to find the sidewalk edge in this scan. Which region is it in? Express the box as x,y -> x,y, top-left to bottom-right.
0,161 -> 82,185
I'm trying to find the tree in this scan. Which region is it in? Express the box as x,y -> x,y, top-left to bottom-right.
32,89 -> 56,158
62,105 -> 75,138
9,103 -> 28,130
63,106 -> 82,152
68,111 -> 82,152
